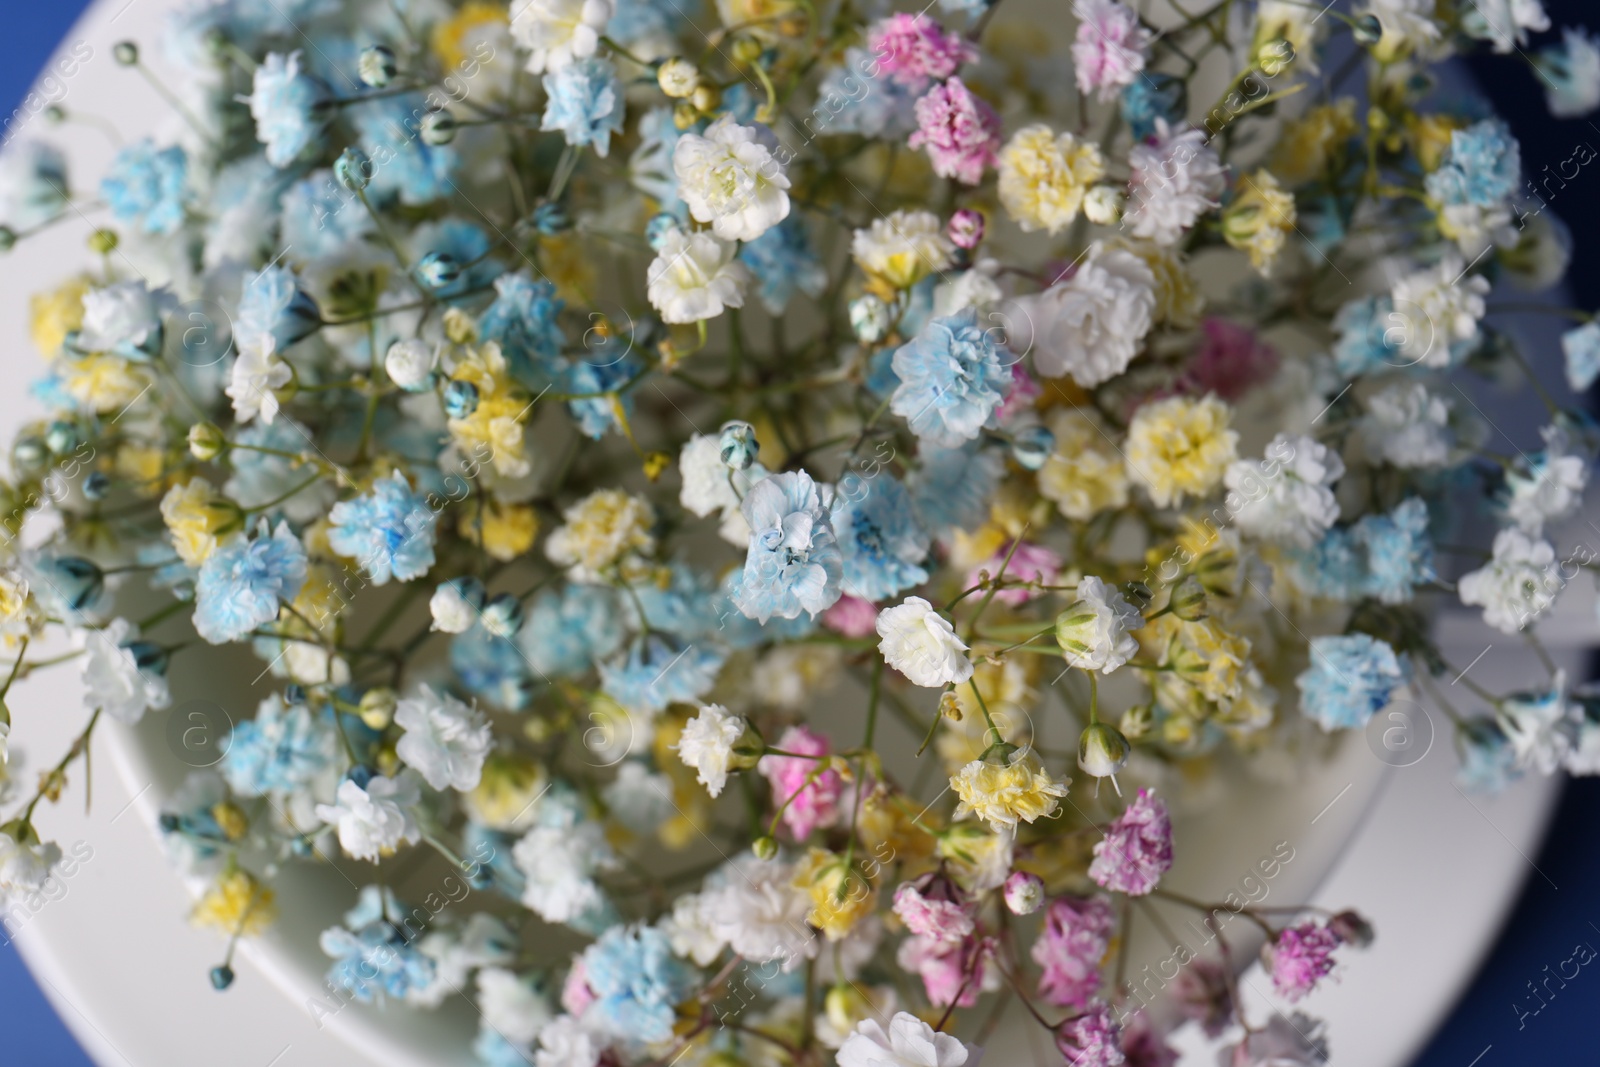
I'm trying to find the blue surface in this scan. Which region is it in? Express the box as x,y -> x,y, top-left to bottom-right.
2,2 -> 1600,1066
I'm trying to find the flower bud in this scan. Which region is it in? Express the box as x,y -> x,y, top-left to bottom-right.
46,420 -> 80,455
947,208 -> 985,250
113,41 -> 139,66
188,421 -> 227,461
849,294 -> 891,344
0,226 -> 14,253
82,471 -> 111,501
657,57 -> 700,98
645,211 -> 681,251
385,339 -> 438,391
88,228 -> 119,255
12,437 -> 48,473
1078,722 -> 1131,780
359,687 -> 398,730
358,45 -> 398,87
1083,184 -> 1124,225
417,251 -> 461,289
1010,424 -> 1054,470
1003,870 -> 1045,915
420,109 -> 458,145
691,84 -> 721,113
1255,36 -> 1294,76
481,592 -> 524,638
531,200 -> 571,235
442,306 -> 478,345
334,147 -> 372,192
1169,574 -> 1208,621
431,576 -> 486,633
824,985 -> 871,1035
672,101 -> 699,130
1329,909 -> 1375,948
1353,13 -> 1383,46
1119,702 -> 1154,741
730,36 -> 764,65
718,420 -> 759,470
210,965 -> 235,991
752,835 -> 779,860
443,379 -> 480,420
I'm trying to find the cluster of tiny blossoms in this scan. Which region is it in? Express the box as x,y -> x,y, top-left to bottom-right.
1,0 -> 1599,1064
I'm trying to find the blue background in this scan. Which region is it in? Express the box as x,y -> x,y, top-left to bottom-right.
1,2 -> 1598,1064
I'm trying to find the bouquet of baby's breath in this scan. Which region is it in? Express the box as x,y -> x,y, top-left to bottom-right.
0,0 -> 1597,1062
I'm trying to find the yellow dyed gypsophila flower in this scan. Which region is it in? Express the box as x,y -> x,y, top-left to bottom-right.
1125,394 -> 1239,508
997,125 -> 1106,235
1223,170 -> 1297,275
1111,239 -> 1204,327
160,478 -> 240,567
62,354 -> 148,415
445,341 -> 533,479
795,847 -> 877,940
851,210 -> 955,291
950,748 -> 1068,832
431,2 -> 511,74
0,568 -> 44,647
29,276 -> 90,357
191,868 -> 277,936
1271,101 -> 1359,187
459,498 -> 540,562
1038,408 -> 1130,521
545,488 -> 657,581
467,750 -> 548,832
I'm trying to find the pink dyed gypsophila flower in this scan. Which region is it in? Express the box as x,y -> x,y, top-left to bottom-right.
1120,1012 -> 1179,1067
1176,318 -> 1281,402
823,594 -> 880,638
948,208 -> 985,250
870,13 -> 975,86
561,957 -> 596,1015
1171,957 -> 1234,1038
909,78 -> 1002,186
892,872 -> 975,943
1089,787 -> 1173,895
966,539 -> 1062,606
994,362 -> 1040,424
758,724 -> 843,840
1265,921 -> 1343,1002
1055,1001 -> 1125,1067
1071,0 -> 1152,101
1031,894 -> 1115,1009
897,932 -> 996,1008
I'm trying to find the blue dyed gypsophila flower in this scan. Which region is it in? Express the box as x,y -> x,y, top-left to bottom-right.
1296,634 -> 1409,731
517,584 -> 624,677
320,891 -> 438,1005
327,472 -> 437,585
579,924 -> 698,1044
1456,717 -> 1521,792
279,171 -> 373,262
452,625 -> 534,710
249,51 -> 332,168
719,82 -> 764,124
1330,295 -> 1404,378
714,569 -> 818,650
819,47 -> 921,139
408,219 -> 503,298
1353,497 -> 1435,604
0,141 -> 69,230
629,106 -> 686,207
478,272 -> 566,382
1424,119 -> 1521,210
1497,675 -> 1575,774
607,0 -> 682,43
563,355 -> 639,439
220,693 -> 340,797
1290,527 -> 1364,601
157,771 -> 231,868
541,58 -> 625,157
1121,74 -> 1185,141
136,542 -> 195,601
203,155 -> 287,269
736,470 -> 843,622
1561,320 -> 1600,392
599,635 -> 725,713
23,552 -> 106,617
355,95 -> 461,205
621,563 -> 719,642
890,309 -> 1010,448
192,521 -> 308,644
100,140 -> 188,235
738,217 -> 829,315
236,264 -> 321,350
910,442 -> 1004,533
473,1026 -> 535,1067
938,0 -> 990,18
1534,28 -> 1600,119
225,417 -> 336,524
832,473 -> 931,602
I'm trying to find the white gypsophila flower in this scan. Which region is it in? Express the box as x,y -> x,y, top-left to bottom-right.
672,115 -> 792,242
816,985 -> 900,1051
851,210 -> 956,290
1361,382 -> 1454,468
1545,28 -> 1600,119
1360,0 -> 1444,55
1462,0 -> 1548,54
661,891 -> 726,966
876,596 -> 973,688
678,432 -> 767,545
534,1014 -> 603,1067
410,913 -> 518,1008
1124,121 -> 1227,246
78,281 -> 163,355
477,967 -> 555,1047
1438,200 -> 1518,259
430,583 -> 479,634
646,229 -> 749,324
1506,425 -> 1588,536
1056,575 -> 1143,674
932,259 -> 1004,319
314,771 -> 422,862
1223,1012 -> 1329,1067
0,142 -> 68,232
227,333 -> 292,425
1225,433 -> 1345,548
838,1012 -> 971,1067
1005,242 -> 1155,387
602,760 -> 675,832
1498,671 -> 1573,775
703,855 -> 817,969
281,641 -> 349,687
1458,526 -> 1563,634
673,703 -> 746,797
81,617 -> 170,724
394,684 -> 493,792
0,830 -> 61,902
385,339 -> 437,391
510,0 -> 614,73
513,820 -> 614,923
752,645 -> 841,711
1388,255 -> 1490,368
